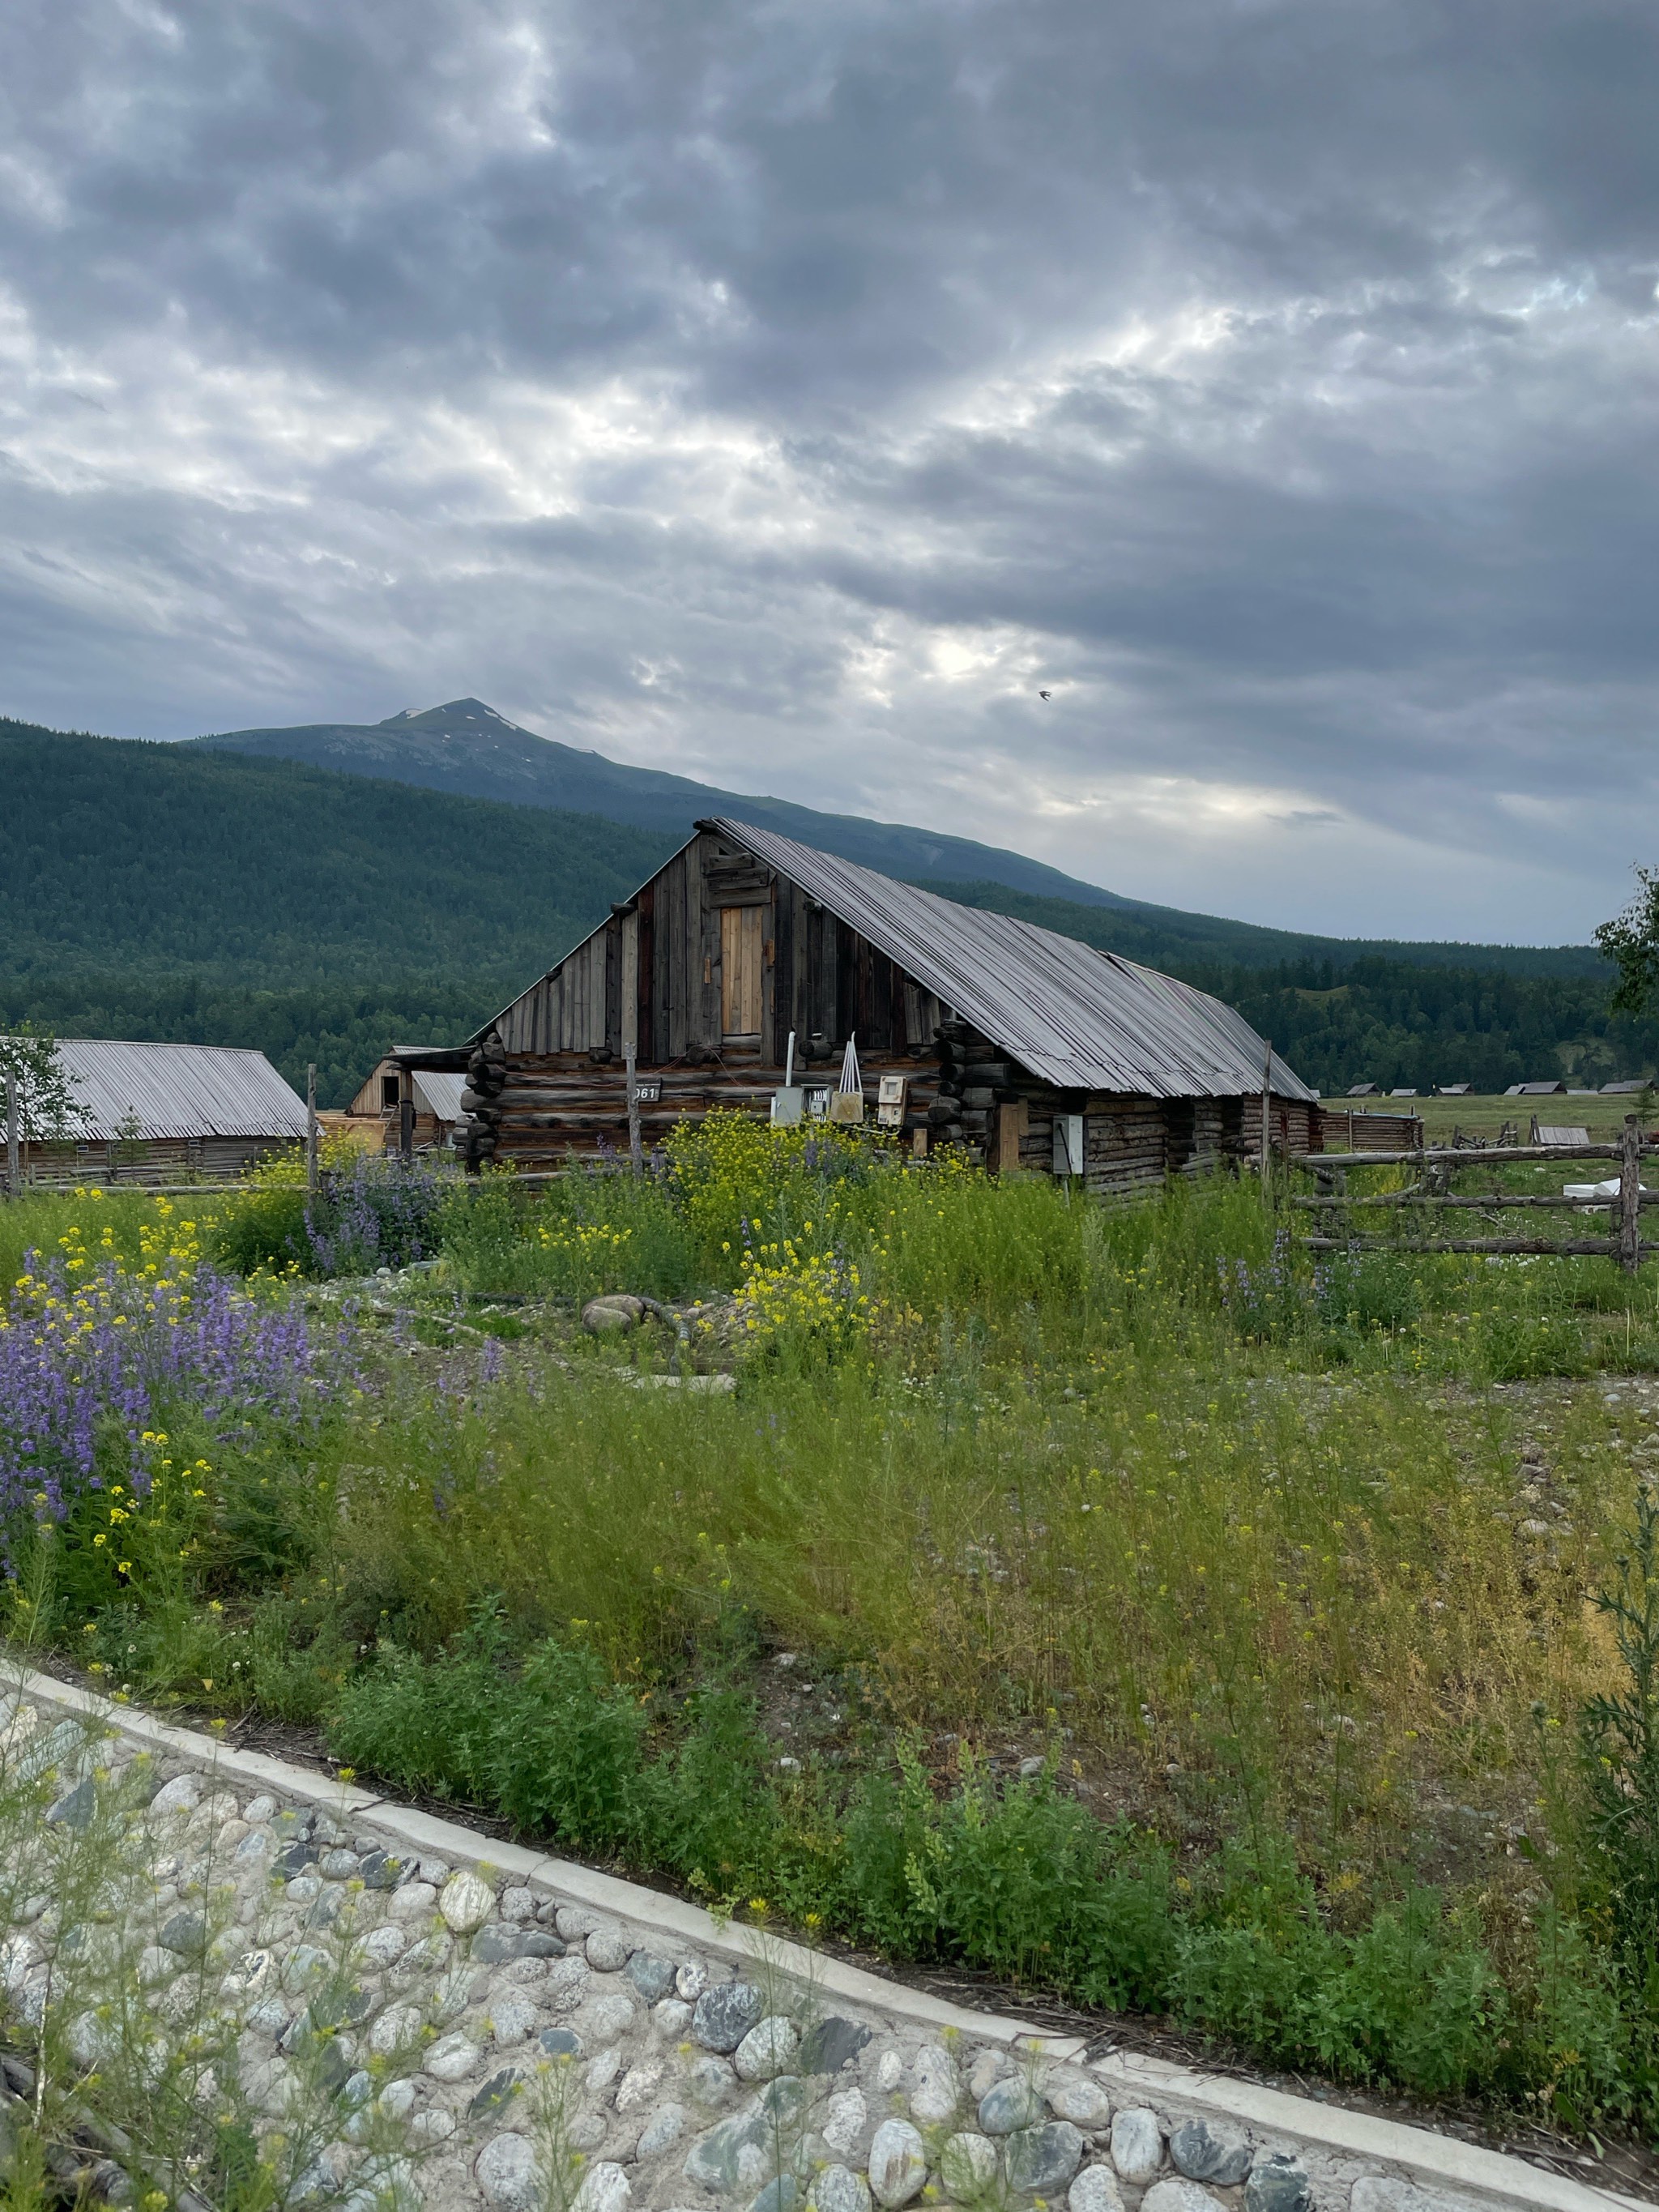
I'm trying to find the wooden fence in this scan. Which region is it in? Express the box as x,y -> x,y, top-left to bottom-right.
1291,1114 -> 1653,1273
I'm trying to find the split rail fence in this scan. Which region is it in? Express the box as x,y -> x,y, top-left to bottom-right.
1291,1113 -> 1656,1275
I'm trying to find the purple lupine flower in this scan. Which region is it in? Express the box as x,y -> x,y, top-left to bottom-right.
0,1250 -> 356,1547
303,1153 -> 452,1277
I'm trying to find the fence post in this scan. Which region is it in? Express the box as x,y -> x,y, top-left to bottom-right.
399,1095 -> 414,1163
1259,1038 -> 1273,1181
305,1064 -> 318,1198
4,1072 -> 17,1201
1621,1112 -> 1642,1276
625,1044 -> 643,1177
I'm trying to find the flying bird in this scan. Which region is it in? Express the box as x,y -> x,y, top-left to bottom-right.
1038,689 -> 1051,700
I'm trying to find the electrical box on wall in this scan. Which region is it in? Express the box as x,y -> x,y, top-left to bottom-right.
1053,1112 -> 1084,1177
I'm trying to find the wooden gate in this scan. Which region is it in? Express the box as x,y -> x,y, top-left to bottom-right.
1293,1114 -> 1653,1274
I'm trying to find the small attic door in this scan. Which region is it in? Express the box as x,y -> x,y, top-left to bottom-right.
720,906 -> 765,1038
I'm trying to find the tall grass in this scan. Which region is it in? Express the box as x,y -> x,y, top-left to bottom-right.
11,1136 -> 1659,2132
326,1336 -> 1631,1875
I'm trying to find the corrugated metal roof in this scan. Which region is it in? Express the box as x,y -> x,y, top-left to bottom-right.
53,1040 -> 308,1142
411,1070 -> 467,1123
708,819 -> 1317,1100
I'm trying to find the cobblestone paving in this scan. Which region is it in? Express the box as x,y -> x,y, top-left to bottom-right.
2,1691 -> 1608,2212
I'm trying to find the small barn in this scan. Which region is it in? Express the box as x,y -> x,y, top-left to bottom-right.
458,819 -> 1319,1193
18,1040 -> 306,1182
344,1048 -> 469,1151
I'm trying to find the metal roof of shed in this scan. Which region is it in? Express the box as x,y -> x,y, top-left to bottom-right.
53,1040 -> 308,1142
708,819 -> 1315,1100
411,1070 -> 467,1123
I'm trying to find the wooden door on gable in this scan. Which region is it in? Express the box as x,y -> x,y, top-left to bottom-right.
720,905 -> 765,1039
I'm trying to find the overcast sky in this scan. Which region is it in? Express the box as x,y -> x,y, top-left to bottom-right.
2,0 -> 1657,941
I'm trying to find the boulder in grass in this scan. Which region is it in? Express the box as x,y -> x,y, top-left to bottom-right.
582,1296 -> 646,1334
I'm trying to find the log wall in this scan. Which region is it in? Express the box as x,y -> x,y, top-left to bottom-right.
21,1135 -> 299,1184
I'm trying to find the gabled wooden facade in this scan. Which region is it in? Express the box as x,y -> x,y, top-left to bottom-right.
461,820 -> 1320,1192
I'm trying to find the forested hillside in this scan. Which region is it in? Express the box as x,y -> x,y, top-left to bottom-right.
1,720 -> 672,1100
4,715 -> 1648,1101
1213,958 -> 1657,1095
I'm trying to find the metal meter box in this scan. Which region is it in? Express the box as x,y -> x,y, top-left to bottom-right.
1053,1112 -> 1085,1177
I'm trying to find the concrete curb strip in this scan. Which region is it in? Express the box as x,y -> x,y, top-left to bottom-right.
13,1664 -> 1648,2212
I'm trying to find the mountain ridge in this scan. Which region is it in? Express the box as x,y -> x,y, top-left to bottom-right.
187,698 -> 1606,978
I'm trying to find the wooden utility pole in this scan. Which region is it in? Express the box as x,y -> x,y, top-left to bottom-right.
625,1044 -> 643,1176
4,1072 -> 17,1201
1259,1038 -> 1273,1180
1620,1112 -> 1642,1275
305,1064 -> 318,1197
399,1095 -> 414,1162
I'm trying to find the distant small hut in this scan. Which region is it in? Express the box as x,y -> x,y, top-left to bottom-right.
18,1040 -> 305,1183
344,1048 -> 468,1152
458,818 -> 1320,1193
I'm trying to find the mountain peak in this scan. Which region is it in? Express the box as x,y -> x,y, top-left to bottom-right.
377,698 -> 532,740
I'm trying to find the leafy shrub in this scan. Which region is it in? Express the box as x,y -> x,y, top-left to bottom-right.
436,1170 -> 702,1301
836,1744 -> 1177,2012
325,1630 -> 1628,2108
1175,1873 -> 1510,2097
207,1178 -> 312,1275
1317,1250 -> 1422,1334
331,1604 -> 647,1852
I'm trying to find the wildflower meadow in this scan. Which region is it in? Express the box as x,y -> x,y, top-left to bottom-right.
4,1121 -> 1659,2151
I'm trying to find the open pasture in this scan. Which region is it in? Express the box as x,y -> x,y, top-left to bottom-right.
1371,1091 -> 1655,1144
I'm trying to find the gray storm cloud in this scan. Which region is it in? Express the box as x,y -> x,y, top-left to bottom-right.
2,0 -> 1657,937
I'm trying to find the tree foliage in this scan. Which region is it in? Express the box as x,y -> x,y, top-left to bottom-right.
1594,866 -> 1659,1018
0,1023 -> 83,1141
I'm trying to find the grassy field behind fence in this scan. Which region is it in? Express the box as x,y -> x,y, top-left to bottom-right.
1356,1091 -> 1657,1144
4,1129 -> 1659,2140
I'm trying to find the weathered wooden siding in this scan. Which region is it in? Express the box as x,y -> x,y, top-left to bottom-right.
497,925 -> 611,1055
22,1134 -> 297,1184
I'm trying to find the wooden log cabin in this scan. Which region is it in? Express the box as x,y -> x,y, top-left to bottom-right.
15,1040 -> 306,1185
458,819 -> 1320,1192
